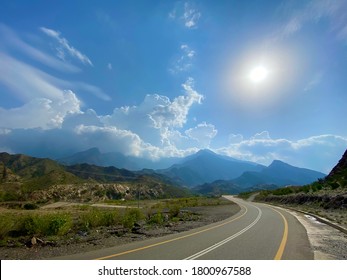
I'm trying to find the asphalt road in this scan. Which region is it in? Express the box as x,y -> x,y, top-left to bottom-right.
55,196 -> 313,260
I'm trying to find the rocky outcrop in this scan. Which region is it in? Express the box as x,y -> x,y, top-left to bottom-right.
328,149 -> 347,178
29,183 -> 168,203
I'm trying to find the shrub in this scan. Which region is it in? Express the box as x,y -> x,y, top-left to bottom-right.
22,213 -> 73,236
169,204 -> 181,218
122,208 -> 144,229
148,212 -> 165,225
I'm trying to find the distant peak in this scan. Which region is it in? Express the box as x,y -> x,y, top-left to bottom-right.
197,149 -> 215,155
84,147 -> 100,154
269,160 -> 290,167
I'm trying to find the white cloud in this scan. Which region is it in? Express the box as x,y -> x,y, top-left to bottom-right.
107,63 -> 112,70
228,134 -> 244,144
278,0 -> 347,40
169,2 -> 201,29
74,125 -> 155,158
0,77 -> 206,160
183,2 -> 201,28
0,52 -> 110,102
101,77 -> 203,146
0,90 -> 81,129
185,122 -> 217,148
251,131 -> 271,140
0,24 -> 80,73
40,27 -> 93,66
0,26 -> 110,102
0,53 -> 66,101
169,44 -> 196,74
218,131 -> 347,173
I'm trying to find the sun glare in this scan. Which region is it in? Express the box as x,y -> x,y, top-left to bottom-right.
249,66 -> 268,83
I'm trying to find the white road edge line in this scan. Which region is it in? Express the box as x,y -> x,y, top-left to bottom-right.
184,204 -> 262,260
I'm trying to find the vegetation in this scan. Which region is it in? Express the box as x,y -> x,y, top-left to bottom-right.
0,196 -> 232,247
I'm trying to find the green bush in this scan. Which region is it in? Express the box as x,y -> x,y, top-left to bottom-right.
148,212 -> 165,225
169,204 -> 181,218
122,208 -> 144,229
23,213 -> 72,236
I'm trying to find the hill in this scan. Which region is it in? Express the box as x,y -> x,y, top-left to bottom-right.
0,152 -> 190,203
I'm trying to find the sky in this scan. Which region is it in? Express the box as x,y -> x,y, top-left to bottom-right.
0,0 -> 347,173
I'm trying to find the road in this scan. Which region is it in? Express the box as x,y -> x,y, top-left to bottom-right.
54,196 -> 313,260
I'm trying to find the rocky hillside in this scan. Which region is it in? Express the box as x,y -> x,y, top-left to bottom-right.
0,152 -> 190,203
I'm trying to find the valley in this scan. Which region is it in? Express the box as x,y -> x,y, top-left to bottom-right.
0,148 -> 346,260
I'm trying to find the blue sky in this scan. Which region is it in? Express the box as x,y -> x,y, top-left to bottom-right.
0,0 -> 347,173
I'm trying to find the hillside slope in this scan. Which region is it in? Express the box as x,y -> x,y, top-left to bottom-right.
0,152 -> 189,202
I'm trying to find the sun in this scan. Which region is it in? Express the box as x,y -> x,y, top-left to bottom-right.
249,66 -> 268,83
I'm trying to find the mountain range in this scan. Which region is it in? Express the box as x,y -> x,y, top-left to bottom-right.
57,147 -> 326,190
252,149 -> 347,210
192,159 -> 326,195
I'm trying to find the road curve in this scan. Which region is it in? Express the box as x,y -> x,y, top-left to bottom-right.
53,196 -> 313,260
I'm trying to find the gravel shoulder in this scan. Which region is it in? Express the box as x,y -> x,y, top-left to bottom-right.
284,209 -> 347,260
0,202 -> 240,260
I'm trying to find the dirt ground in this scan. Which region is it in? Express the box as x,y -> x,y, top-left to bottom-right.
0,203 -> 241,260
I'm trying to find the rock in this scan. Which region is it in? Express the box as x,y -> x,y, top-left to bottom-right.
31,237 -> 37,246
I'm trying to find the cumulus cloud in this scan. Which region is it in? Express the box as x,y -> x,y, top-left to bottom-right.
0,77 -> 206,160
101,77 -> 203,146
185,122 -> 217,148
40,27 -> 93,66
218,131 -> 347,173
0,90 -> 81,129
251,131 -> 271,140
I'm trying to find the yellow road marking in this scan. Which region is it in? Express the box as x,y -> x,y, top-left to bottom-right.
95,204 -> 248,260
271,207 -> 289,260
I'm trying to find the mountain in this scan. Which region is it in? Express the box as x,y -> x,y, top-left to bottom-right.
252,149 -> 347,211
157,149 -> 265,187
193,159 -> 326,195
232,160 -> 326,187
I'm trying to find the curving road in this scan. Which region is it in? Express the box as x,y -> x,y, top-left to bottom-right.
54,196 -> 313,260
